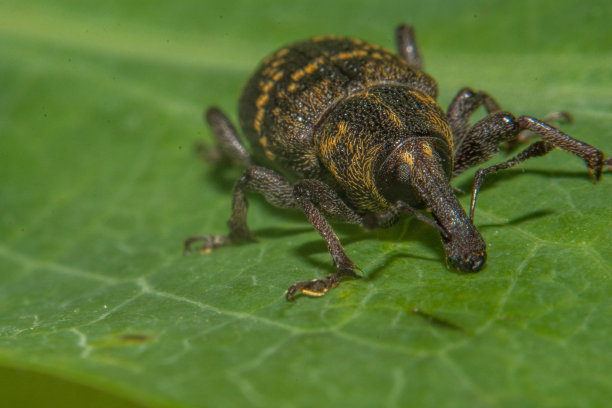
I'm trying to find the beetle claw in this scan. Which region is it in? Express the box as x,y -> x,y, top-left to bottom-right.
183,234 -> 233,255
286,277 -> 333,301
589,154 -> 612,181
286,279 -> 330,301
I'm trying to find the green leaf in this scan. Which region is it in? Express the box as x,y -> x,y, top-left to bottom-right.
1,1 -> 611,407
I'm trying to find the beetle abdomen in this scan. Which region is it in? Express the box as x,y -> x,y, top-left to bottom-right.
238,36 -> 438,178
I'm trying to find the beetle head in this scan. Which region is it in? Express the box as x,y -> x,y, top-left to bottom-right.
379,140 -> 487,273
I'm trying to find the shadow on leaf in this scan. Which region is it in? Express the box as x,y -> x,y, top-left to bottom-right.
292,218 -> 443,277
477,209 -> 554,229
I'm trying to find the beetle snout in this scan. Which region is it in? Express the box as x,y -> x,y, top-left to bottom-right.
441,223 -> 487,273
449,251 -> 487,273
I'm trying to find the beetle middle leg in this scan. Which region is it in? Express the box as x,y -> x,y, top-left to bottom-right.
184,166 -> 296,253
184,168 -> 365,299
447,87 -> 502,154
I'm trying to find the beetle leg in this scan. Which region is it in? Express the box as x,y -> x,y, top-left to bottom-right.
184,166 -> 296,254
517,116 -> 609,180
469,141 -> 554,221
452,112 -> 518,176
452,112 -> 611,220
504,111 -> 572,151
452,111 -> 610,178
447,87 -> 502,150
202,107 -> 252,166
395,25 -> 423,70
287,180 -> 363,300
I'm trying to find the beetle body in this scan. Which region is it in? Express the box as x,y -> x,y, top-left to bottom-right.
239,35 -> 483,271
187,26 -> 610,299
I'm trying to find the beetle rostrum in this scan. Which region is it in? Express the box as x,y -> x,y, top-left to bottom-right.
185,25 -> 611,300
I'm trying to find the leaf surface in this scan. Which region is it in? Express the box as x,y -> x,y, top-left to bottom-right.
1,1 -> 611,407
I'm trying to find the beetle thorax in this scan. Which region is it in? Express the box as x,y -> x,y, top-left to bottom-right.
314,84 -> 453,213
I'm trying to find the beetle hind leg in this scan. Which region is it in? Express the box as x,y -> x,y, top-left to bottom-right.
200,107 -> 252,166
395,25 -> 423,70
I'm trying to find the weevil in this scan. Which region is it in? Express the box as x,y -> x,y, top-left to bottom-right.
185,25 -> 611,300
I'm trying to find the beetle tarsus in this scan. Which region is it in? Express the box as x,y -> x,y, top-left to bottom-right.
286,270 -> 361,301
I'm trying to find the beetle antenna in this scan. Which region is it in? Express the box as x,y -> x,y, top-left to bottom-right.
397,202 -> 449,239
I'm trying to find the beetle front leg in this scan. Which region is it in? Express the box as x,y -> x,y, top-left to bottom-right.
451,112 -> 611,221
517,116 -> 609,180
287,180 -> 363,300
504,111 -> 572,151
453,111 -> 610,177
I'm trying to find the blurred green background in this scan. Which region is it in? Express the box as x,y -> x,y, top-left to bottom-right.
1,1 -> 611,407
